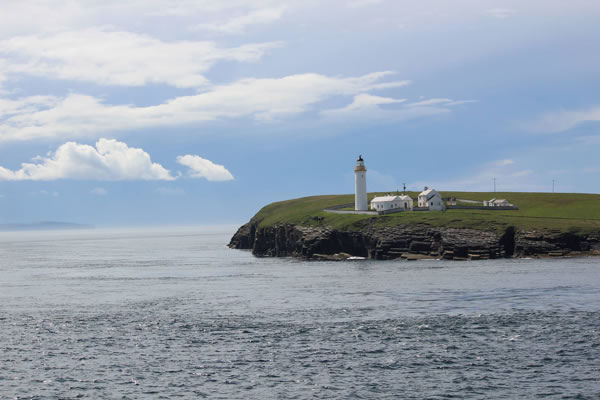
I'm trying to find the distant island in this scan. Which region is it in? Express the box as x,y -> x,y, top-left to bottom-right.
0,221 -> 94,232
229,192 -> 600,260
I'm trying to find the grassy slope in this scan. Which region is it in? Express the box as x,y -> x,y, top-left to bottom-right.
252,192 -> 600,233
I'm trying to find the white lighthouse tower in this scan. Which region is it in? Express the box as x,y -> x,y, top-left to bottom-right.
354,155 -> 368,211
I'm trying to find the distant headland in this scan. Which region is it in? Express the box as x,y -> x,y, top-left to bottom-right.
230,156 -> 600,261
229,191 -> 600,261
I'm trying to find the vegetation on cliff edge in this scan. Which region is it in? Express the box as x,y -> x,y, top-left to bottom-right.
249,192 -> 600,233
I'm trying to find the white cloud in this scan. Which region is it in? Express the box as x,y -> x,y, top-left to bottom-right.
139,1 -> 290,18
0,1 -> 294,36
525,105 -> 600,133
0,1 -> 597,40
191,8 -> 284,34
0,1 -> 289,43
0,139 -> 174,181
322,94 -> 474,121
483,8 -> 517,19
0,96 -> 60,119
0,1 -> 86,36
322,93 -> 406,116
0,71 -> 409,142
0,28 -> 281,88
176,155 -> 234,181
406,98 -> 477,107
406,98 -> 453,107
91,187 -> 108,195
0,59 -> 5,86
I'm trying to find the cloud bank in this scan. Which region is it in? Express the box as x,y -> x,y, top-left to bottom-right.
191,7 -> 285,34
0,139 -> 234,182
322,93 -> 406,116
0,72 -> 410,142
322,93 -> 475,121
0,28 -> 281,88
0,139 -> 174,181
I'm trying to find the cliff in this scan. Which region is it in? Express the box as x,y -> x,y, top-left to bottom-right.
229,221 -> 600,260
229,192 -> 600,260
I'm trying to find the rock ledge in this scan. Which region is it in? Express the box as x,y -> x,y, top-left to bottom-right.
229,222 -> 600,260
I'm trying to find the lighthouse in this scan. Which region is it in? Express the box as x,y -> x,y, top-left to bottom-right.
354,155 -> 368,211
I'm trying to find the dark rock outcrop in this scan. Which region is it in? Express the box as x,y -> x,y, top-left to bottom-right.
229,221 -> 600,260
514,230 -> 599,257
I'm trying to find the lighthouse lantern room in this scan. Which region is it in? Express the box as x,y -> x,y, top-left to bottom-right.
354,155 -> 368,211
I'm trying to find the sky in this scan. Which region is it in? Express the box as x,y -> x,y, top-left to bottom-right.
0,0 -> 599,226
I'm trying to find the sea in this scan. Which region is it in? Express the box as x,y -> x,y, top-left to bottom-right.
1,226 -> 599,399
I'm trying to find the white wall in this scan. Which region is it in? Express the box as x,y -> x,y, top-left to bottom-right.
426,194 -> 444,210
355,171 -> 368,211
371,198 -> 413,211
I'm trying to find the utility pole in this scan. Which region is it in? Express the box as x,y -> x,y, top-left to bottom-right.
493,178 -> 496,193
552,179 -> 555,193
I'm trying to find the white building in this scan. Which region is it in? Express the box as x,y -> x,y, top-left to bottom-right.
354,155 -> 368,211
483,198 -> 512,207
398,195 -> 414,210
370,195 -> 413,212
418,187 -> 445,210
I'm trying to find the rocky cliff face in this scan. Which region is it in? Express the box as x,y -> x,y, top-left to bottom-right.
229,221 -> 600,260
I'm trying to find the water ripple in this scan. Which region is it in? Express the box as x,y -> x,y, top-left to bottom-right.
1,308 -> 599,398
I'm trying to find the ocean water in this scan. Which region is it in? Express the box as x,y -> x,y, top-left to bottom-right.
1,226 -> 599,399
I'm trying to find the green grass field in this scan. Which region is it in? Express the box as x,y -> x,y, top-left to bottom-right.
251,192 -> 600,233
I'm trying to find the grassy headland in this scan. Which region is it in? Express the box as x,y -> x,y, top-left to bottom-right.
251,192 -> 600,233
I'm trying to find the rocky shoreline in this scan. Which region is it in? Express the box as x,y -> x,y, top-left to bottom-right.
229,221 -> 600,261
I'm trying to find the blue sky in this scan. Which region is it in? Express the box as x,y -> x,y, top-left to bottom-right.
1,0 -> 599,226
